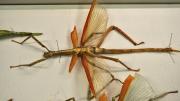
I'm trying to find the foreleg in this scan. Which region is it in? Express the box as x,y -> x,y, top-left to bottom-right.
10,58 -> 47,68
12,34 -> 50,52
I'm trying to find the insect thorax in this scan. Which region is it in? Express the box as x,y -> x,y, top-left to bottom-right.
74,47 -> 96,56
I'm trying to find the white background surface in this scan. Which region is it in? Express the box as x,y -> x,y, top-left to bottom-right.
0,4 -> 180,101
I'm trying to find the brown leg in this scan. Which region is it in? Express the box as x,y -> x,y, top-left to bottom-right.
149,90 -> 178,101
12,35 -> 31,44
86,58 -> 115,80
87,51 -> 140,72
10,58 -> 47,68
87,59 -> 123,84
12,35 -> 50,52
97,25 -> 144,47
98,55 -> 140,72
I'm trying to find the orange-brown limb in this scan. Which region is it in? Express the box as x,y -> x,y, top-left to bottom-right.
97,25 -> 144,47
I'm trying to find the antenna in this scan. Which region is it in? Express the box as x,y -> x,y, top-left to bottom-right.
167,33 -> 175,63
168,53 -> 175,63
56,40 -> 61,63
168,33 -> 173,48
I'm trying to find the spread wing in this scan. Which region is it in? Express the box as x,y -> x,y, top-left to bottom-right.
80,0 -> 110,98
80,0 -> 108,47
86,56 -> 113,99
122,73 -> 156,101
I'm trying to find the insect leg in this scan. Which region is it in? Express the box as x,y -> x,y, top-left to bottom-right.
98,55 -> 140,72
87,51 -> 140,72
10,58 -> 47,68
12,35 -> 31,44
149,90 -> 178,101
87,58 -> 114,80
12,35 -> 50,52
97,25 -> 144,47
89,60 -> 122,83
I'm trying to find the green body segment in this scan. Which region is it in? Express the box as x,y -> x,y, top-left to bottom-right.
0,30 -> 42,38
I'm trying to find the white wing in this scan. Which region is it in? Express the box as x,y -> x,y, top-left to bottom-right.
87,56 -> 113,98
124,73 -> 156,101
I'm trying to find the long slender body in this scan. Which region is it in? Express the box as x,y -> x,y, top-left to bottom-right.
43,47 -> 180,58
96,47 -> 180,54
0,30 -> 42,39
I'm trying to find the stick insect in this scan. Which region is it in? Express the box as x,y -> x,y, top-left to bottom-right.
0,29 -> 42,39
10,0 -> 180,100
115,74 -> 178,101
